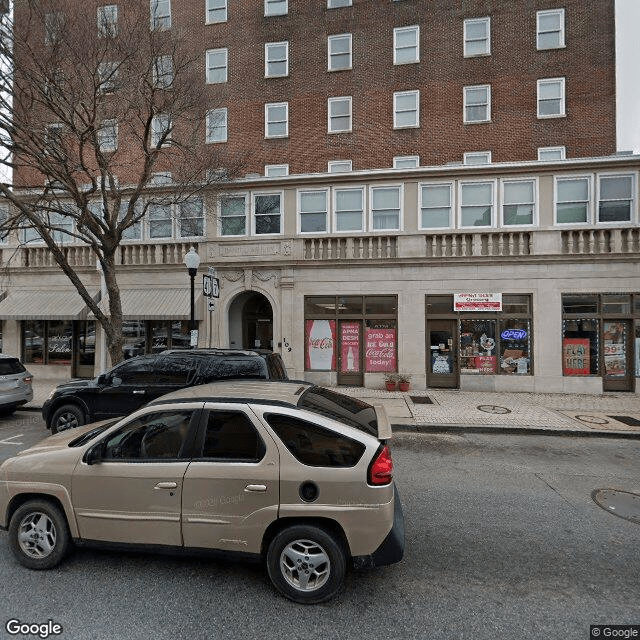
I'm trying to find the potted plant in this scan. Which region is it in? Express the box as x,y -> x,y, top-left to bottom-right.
398,374 -> 411,392
383,372 -> 398,391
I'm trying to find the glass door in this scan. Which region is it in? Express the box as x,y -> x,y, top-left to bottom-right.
337,320 -> 363,386
602,321 -> 634,391
426,320 -> 458,388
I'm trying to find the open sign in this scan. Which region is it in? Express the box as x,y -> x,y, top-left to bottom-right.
501,329 -> 527,340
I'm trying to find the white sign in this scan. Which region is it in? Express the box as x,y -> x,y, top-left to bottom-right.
190,330 -> 198,347
454,293 -> 502,312
208,299 -> 216,312
203,274 -> 220,298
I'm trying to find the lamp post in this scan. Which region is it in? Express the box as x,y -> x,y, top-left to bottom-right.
183,246 -> 201,348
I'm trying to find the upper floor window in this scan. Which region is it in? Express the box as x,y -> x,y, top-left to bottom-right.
265,164 -> 289,177
460,181 -> 494,227
394,25 -> 419,64
151,114 -> 172,147
253,193 -> 282,234
45,123 -> 64,155
328,97 -> 352,133
464,85 -> 490,123
98,119 -> 118,152
45,13 -> 64,44
334,187 -> 363,231
537,78 -> 565,118
502,179 -> 536,226
393,156 -> 419,169
150,0 -> 171,30
555,176 -> 590,224
0,206 -> 8,244
206,48 -> 228,83
220,195 -> 247,236
206,108 -> 228,143
265,102 -> 288,138
147,198 -> 204,239
328,0 -> 351,7
97,5 -> 118,37
394,90 -> 419,129
597,175 -> 634,223
538,146 -> 566,161
420,183 -> 452,229
537,8 -> 565,50
265,0 -> 287,16
98,62 -> 118,93
265,42 -> 289,77
464,151 -> 491,165
370,186 -> 401,231
328,34 -> 352,71
464,17 -> 490,57
179,198 -> 205,237
153,55 -> 174,89
299,190 -> 328,233
328,160 -> 352,173
206,0 -> 227,23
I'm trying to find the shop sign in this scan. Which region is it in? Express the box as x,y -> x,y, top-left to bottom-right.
340,322 -> 360,373
365,328 -> 396,372
501,329 -> 527,340
306,319 -> 336,371
454,293 -> 502,312
563,338 -> 590,375
474,356 -> 497,373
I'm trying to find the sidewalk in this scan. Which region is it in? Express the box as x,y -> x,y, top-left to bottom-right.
19,378 -> 640,438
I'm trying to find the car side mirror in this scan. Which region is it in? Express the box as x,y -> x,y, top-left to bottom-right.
85,442 -> 105,465
96,374 -> 107,385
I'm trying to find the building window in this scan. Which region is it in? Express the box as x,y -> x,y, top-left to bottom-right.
460,181 -> 494,227
394,25 -> 419,65
220,195 -> 247,236
328,34 -> 352,71
121,320 -> 192,358
299,190 -> 328,233
97,5 -> 118,37
98,119 -> 118,152
464,17 -> 490,57
265,42 -> 289,77
151,114 -> 172,147
420,183 -> 452,229
464,151 -> 491,165
265,0 -> 287,16
98,62 -> 118,93
206,0 -> 227,23
253,193 -> 282,234
393,156 -> 419,169
464,85 -> 491,123
23,320 -> 73,366
334,187 -> 363,232
537,77 -> 565,118
153,55 -> 174,89
119,200 -> 143,240
265,102 -> 288,138
328,97 -> 352,133
538,146 -> 566,161
179,198 -> 204,237
597,175 -> 634,223
328,0 -> 351,7
265,164 -> 289,177
148,203 -> 172,238
555,176 -> 590,224
0,206 -> 8,244
206,108 -> 228,143
150,0 -> 171,30
502,179 -> 535,226
328,160 -> 352,173
393,90 -> 419,129
371,186 -> 401,231
45,13 -> 64,44
537,8 -> 565,50
45,123 -> 64,155
206,48 -> 228,83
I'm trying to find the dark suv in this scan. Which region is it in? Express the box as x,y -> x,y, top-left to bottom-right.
42,349 -> 288,433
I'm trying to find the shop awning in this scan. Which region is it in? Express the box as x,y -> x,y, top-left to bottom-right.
0,289 -> 98,320
95,288 -> 203,321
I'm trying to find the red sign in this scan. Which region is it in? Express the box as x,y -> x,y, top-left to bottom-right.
340,322 -> 360,373
365,328 -> 397,372
306,319 -> 336,370
563,338 -> 590,375
474,356 -> 497,373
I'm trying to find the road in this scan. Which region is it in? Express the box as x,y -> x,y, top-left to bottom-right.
0,412 -> 639,640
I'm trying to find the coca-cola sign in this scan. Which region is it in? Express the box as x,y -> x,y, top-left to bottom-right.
365,328 -> 397,372
305,320 -> 336,371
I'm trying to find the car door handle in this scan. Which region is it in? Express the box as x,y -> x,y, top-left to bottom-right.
155,482 -> 178,490
244,484 -> 267,493
132,390 -> 146,395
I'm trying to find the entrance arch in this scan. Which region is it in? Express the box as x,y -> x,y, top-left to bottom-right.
228,291 -> 274,350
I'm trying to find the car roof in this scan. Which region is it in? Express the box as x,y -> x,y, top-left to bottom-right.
160,349 -> 275,357
0,354 -> 21,361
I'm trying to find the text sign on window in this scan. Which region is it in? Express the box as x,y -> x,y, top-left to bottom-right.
454,293 -> 502,312
365,328 -> 396,372
306,319 -> 336,371
563,338 -> 590,375
340,322 -> 360,373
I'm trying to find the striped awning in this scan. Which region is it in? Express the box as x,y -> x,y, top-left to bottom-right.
96,288 -> 203,321
0,289 -> 98,320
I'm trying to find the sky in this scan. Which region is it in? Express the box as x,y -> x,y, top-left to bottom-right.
616,0 -> 640,152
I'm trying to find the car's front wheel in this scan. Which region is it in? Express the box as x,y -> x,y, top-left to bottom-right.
266,524 -> 346,604
8,500 -> 72,570
50,404 -> 85,434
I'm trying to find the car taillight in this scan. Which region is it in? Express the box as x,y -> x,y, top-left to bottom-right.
368,445 -> 393,485
23,377 -> 33,385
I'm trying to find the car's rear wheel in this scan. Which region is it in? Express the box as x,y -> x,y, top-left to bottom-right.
8,500 -> 71,570
266,524 -> 346,604
50,404 -> 85,434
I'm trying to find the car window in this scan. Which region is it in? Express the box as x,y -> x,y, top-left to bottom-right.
154,355 -> 197,385
199,357 -> 266,381
199,410 -> 265,462
0,359 -> 26,375
110,359 -> 157,385
265,413 -> 365,468
102,410 -> 193,460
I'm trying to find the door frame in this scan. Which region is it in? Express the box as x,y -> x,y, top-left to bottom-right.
426,319 -> 459,389
602,319 -> 635,392
337,320 -> 364,386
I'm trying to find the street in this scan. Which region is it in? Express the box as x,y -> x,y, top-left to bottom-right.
0,412 -> 639,640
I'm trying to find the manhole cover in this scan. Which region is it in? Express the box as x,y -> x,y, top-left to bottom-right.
609,415 -> 640,427
477,405 -> 511,414
409,396 -> 433,405
592,489 -> 640,524
574,414 -> 609,425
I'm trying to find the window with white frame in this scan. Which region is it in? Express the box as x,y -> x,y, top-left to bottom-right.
206,48 -> 228,83
265,164 -> 289,177
23,210 -> 74,244
555,176 -> 590,224
0,206 -> 8,244
179,198 -> 204,237
265,102 -> 288,138
394,25 -> 419,64
147,199 -> 204,239
150,0 -> 171,30
420,183 -> 452,229
97,5 -> 118,37
119,200 -> 142,240
220,195 -> 247,236
502,179 -> 535,226
206,108 -> 228,143
98,62 -> 118,93
254,193 -> 282,234
538,146 -> 566,161
371,186 -> 401,230
537,78 -> 565,118
151,114 -> 172,147
206,0 -> 227,23
328,97 -> 352,133
328,0 -> 351,7
464,151 -> 491,165
328,34 -> 352,71
265,0 -> 287,16
265,42 -> 289,77
334,187 -> 363,231
45,13 -> 64,44
464,85 -> 491,123
597,175 -> 634,223
148,203 -> 172,238
45,123 -> 64,155
153,55 -> 174,89
460,181 -> 494,227
299,190 -> 328,233
393,156 -> 419,169
464,17 -> 490,57
537,9 -> 565,50
98,119 -> 118,152
328,160 -> 352,173
394,90 -> 420,128
149,172 -> 172,185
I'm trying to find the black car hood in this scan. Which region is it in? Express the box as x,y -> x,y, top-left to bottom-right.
54,378 -> 99,392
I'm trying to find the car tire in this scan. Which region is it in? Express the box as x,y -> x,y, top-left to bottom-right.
0,406 -> 16,417
266,524 -> 346,604
8,500 -> 72,570
50,404 -> 85,434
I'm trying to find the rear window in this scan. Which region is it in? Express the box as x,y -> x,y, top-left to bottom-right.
0,359 -> 26,375
199,357 -> 267,381
297,386 -> 378,437
265,413 -> 365,468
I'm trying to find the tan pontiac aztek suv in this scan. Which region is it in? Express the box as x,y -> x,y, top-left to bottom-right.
0,381 -> 404,603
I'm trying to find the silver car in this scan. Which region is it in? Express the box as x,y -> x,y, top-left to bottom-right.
0,355 -> 33,416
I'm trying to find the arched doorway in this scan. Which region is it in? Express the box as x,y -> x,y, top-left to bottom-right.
228,291 -> 274,350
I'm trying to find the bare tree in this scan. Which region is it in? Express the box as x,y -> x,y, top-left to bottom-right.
0,1 -> 243,365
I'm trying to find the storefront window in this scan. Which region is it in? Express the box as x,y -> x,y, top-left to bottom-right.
635,321 -> 640,379
562,294 -> 598,315
77,321 -> 96,366
47,320 -> 72,364
24,320 -> 45,363
23,320 -> 73,365
601,294 -> 631,315
460,319 -> 497,374
499,319 -> 531,375
365,319 -> 397,373
562,319 -> 599,375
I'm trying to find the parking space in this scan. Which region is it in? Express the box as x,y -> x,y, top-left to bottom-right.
0,410 -> 48,463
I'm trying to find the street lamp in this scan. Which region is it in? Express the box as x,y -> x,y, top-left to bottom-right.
183,246 -> 201,347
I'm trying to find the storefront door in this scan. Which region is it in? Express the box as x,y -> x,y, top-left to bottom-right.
337,320 -> 363,386
426,320 -> 458,388
602,320 -> 634,392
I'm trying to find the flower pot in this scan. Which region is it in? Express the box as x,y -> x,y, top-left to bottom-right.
385,381 -> 397,391
398,382 -> 410,392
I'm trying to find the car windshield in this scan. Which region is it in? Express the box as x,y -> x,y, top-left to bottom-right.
297,386 -> 378,437
68,420 -> 118,447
